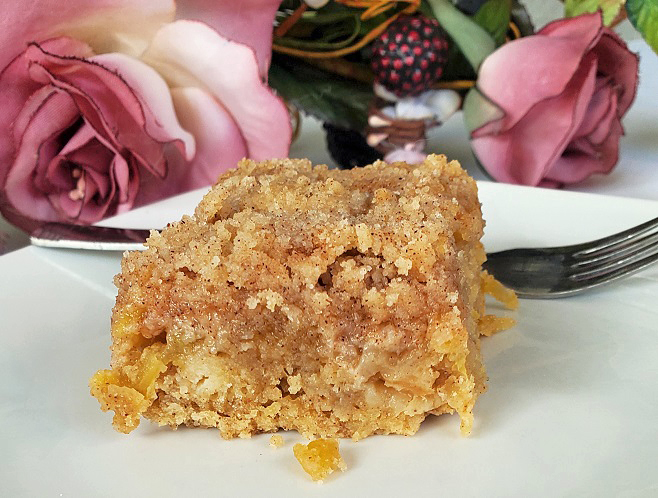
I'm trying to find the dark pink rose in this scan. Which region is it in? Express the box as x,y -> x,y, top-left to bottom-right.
0,0 -> 291,228
468,13 -> 639,187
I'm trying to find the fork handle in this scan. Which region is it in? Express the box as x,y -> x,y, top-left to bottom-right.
30,222 -> 153,251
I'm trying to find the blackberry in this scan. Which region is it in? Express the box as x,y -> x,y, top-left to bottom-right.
370,14 -> 449,97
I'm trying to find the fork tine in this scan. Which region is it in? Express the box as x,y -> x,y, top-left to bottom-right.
568,249 -> 658,289
573,215 -> 658,257
572,231 -> 658,270
570,239 -> 658,280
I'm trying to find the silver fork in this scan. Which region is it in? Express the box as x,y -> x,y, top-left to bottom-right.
29,216 -> 658,298
483,215 -> 658,298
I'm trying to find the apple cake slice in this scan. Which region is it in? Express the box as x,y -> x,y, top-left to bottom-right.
90,155 -> 512,439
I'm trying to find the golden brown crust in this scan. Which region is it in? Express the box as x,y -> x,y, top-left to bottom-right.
90,155 -> 493,438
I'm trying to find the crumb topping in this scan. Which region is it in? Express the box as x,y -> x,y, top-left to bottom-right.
90,155 -> 514,439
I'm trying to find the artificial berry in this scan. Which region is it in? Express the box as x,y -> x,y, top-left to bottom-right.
370,14 -> 449,97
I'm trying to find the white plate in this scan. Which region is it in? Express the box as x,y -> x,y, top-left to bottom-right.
2,183 -> 658,497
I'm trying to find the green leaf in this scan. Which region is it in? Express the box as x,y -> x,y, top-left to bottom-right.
426,0 -> 497,71
626,0 -> 658,53
275,12 -> 361,50
268,56 -> 372,131
564,0 -> 625,25
473,0 -> 512,45
441,42 -> 478,81
462,87 -> 504,133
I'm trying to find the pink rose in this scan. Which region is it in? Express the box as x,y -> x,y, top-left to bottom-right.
467,13 -> 639,187
0,0 -> 291,228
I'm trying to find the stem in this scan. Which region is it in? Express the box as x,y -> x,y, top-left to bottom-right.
274,3 -> 308,38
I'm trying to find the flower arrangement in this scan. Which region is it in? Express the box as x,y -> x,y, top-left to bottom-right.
269,0 -> 647,185
0,0 -> 653,235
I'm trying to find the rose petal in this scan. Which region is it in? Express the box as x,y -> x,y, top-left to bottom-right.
170,87 -> 247,187
142,20 -> 291,161
0,0 -> 175,71
474,13 -> 602,136
133,87 -> 249,207
13,86 -> 63,153
43,125 -> 107,193
5,89 -> 81,221
585,91 -> 618,145
538,11 -> 602,39
113,154 -> 139,212
472,55 -> 597,185
571,81 -> 613,140
40,137 -> 79,192
543,118 -> 623,185
175,0 -> 280,78
132,151 -> 188,209
58,120 -> 96,156
0,37 -> 91,188
567,137 -> 598,157
91,52 -> 195,159
25,40 -> 190,178
591,30 -> 639,115
80,157 -> 112,199
61,136 -> 115,201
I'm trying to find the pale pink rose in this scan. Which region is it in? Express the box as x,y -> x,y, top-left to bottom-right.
0,0 -> 291,229
468,13 -> 639,187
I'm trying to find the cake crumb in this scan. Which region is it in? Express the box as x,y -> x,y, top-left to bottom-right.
269,434 -> 284,448
293,439 -> 346,481
482,270 -> 519,310
478,271 -> 517,336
